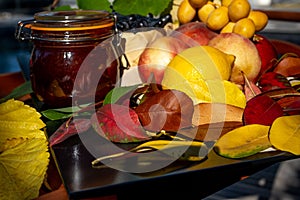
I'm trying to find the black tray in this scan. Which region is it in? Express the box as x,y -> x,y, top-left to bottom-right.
50,128 -> 296,199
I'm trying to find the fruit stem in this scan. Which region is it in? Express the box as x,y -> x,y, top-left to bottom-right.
242,71 -> 256,96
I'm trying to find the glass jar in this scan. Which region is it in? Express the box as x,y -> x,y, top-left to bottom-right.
16,10 -> 122,108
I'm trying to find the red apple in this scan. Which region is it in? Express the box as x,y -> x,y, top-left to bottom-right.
170,21 -> 218,46
253,34 -> 278,81
138,36 -> 190,84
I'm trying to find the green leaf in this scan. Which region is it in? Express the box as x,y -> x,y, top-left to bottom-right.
113,0 -> 173,16
49,103 -> 90,113
0,81 -> 33,103
41,110 -> 73,121
76,0 -> 111,11
41,103 -> 90,120
103,85 -> 140,105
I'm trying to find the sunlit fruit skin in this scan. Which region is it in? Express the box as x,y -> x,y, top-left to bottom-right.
177,0 -> 196,24
189,0 -> 208,8
248,10 -> 268,32
161,46 -> 246,108
221,22 -> 235,33
221,0 -> 233,7
138,36 -> 190,84
170,21 -> 218,46
253,34 -> 278,80
206,6 -> 229,31
233,18 -> 256,39
208,33 -> 261,85
198,3 -> 215,23
228,0 -> 251,22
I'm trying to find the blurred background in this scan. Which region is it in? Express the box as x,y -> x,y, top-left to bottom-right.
0,0 -> 53,73
0,0 -> 77,74
0,0 -> 300,74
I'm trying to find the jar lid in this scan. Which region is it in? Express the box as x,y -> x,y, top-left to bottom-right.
16,10 -> 116,42
30,10 -> 115,31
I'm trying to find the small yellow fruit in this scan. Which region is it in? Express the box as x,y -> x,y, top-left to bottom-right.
233,18 -> 256,39
206,6 -> 229,31
198,3 -> 216,23
189,0 -> 209,8
221,0 -> 233,7
177,0 -> 197,24
220,22 -> 235,33
228,0 -> 251,22
248,10 -> 268,31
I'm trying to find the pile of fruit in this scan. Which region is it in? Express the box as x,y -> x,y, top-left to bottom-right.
3,0 -> 299,181
48,16 -> 300,162
118,0 -> 300,159
177,0 -> 268,39
1,0 -> 298,198
43,0 -> 300,162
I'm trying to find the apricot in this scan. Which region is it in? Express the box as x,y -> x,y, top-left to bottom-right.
177,0 -> 196,24
228,0 -> 251,22
233,18 -> 256,39
198,3 -> 215,23
206,6 -> 229,31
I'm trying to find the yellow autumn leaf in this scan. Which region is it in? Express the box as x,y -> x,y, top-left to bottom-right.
0,99 -> 45,133
269,115 -> 300,155
0,120 -> 46,132
0,130 -> 46,148
0,107 -> 42,122
0,99 -> 49,199
0,138 -> 49,200
0,99 -> 25,114
0,138 -> 26,152
214,124 -> 271,158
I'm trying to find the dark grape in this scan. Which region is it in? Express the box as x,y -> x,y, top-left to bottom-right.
113,12 -> 173,32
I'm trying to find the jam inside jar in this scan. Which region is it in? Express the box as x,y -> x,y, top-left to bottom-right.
17,10 -> 121,108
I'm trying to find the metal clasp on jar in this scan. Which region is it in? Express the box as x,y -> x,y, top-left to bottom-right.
15,19 -> 35,41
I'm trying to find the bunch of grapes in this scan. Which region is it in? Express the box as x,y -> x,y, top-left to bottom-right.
177,0 -> 268,39
114,12 -> 172,32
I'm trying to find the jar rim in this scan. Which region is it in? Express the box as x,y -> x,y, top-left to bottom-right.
16,10 -> 115,42
34,10 -> 113,23
29,10 -> 115,31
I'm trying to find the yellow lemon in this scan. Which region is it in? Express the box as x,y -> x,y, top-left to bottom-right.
164,46 -> 234,80
161,46 -> 246,108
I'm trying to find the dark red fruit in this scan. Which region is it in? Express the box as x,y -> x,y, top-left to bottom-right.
258,72 -> 291,92
253,34 -> 278,81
